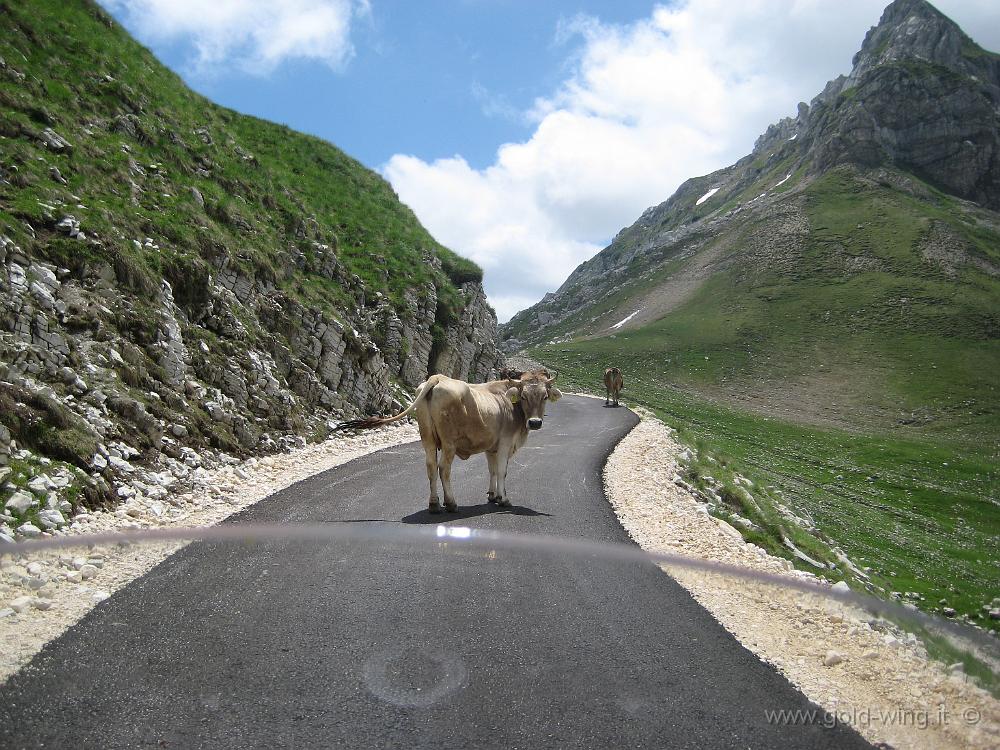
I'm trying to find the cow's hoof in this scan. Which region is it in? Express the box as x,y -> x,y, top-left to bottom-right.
428,504 -> 442,515
497,499 -> 512,508
445,504 -> 459,513
487,494 -> 497,504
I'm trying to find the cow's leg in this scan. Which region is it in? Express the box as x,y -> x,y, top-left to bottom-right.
438,446 -> 459,512
486,451 -> 499,503
496,446 -> 512,507
605,385 -> 610,405
424,442 -> 442,514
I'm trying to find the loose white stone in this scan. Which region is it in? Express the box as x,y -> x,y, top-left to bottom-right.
6,490 -> 36,515
9,596 -> 33,613
79,564 -> 99,580
108,456 -> 133,473
37,508 -> 65,529
823,651 -> 844,667
16,522 -> 42,538
27,476 -> 52,494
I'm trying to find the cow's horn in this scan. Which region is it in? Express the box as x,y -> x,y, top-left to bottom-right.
545,375 -> 557,385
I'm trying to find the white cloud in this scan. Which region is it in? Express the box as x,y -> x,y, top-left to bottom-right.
384,0 -> 1000,322
104,0 -> 369,74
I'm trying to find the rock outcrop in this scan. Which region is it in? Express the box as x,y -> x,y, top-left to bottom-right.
784,0 -> 1000,208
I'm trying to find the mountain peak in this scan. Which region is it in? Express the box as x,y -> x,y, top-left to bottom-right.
850,0 -> 980,79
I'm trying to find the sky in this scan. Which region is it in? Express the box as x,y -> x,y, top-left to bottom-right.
101,1 -> 1000,322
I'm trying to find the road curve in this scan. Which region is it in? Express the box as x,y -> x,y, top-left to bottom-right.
0,395 -> 869,749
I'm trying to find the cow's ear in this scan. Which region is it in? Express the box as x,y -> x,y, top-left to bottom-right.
548,387 -> 562,402
505,387 -> 520,404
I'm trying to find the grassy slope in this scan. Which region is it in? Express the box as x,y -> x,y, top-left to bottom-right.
0,0 -> 481,325
533,168 -> 1000,633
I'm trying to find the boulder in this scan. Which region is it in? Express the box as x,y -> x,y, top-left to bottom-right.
6,490 -> 36,515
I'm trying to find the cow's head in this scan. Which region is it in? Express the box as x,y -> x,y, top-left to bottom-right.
506,371 -> 561,430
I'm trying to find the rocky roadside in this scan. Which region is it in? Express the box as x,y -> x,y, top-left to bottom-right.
0,421 -> 418,683
603,406 -> 999,750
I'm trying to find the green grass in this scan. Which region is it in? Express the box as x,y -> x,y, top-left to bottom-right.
0,0 -> 481,329
537,345 -> 999,634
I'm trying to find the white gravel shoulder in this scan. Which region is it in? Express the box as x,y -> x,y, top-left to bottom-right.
604,409 -> 999,750
0,422 -> 418,683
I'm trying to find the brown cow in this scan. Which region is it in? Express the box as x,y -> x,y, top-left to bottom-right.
338,370 -> 561,513
604,367 -> 624,407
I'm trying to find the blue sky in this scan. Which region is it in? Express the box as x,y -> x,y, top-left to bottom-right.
101,1 -> 1000,321
105,1 -> 656,169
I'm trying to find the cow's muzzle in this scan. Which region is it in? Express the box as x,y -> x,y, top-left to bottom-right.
527,418 -> 543,430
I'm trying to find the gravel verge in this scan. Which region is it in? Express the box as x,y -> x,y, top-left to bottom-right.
603,405 -> 998,750
0,422 -> 417,683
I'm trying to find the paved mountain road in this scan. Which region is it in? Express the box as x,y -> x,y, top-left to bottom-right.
0,396 -> 869,748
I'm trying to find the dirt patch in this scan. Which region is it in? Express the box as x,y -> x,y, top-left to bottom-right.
703,365 -> 894,433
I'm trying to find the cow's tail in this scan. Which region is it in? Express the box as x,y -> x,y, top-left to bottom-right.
334,375 -> 440,431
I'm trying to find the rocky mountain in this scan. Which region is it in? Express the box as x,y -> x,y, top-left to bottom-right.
0,0 -> 501,537
504,0 -> 999,363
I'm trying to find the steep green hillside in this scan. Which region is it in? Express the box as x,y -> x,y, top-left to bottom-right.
0,0 -> 479,323
528,166 -> 999,443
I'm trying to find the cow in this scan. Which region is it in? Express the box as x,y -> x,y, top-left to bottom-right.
604,367 -> 624,407
337,370 -> 562,513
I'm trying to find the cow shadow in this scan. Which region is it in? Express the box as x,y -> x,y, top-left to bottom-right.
400,502 -> 552,524
602,403 -> 623,408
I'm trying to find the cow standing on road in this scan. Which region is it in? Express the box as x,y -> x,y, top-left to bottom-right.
604,367 -> 624,407
337,371 -> 562,513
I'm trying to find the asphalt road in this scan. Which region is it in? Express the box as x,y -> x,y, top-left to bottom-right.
0,395 -> 870,749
